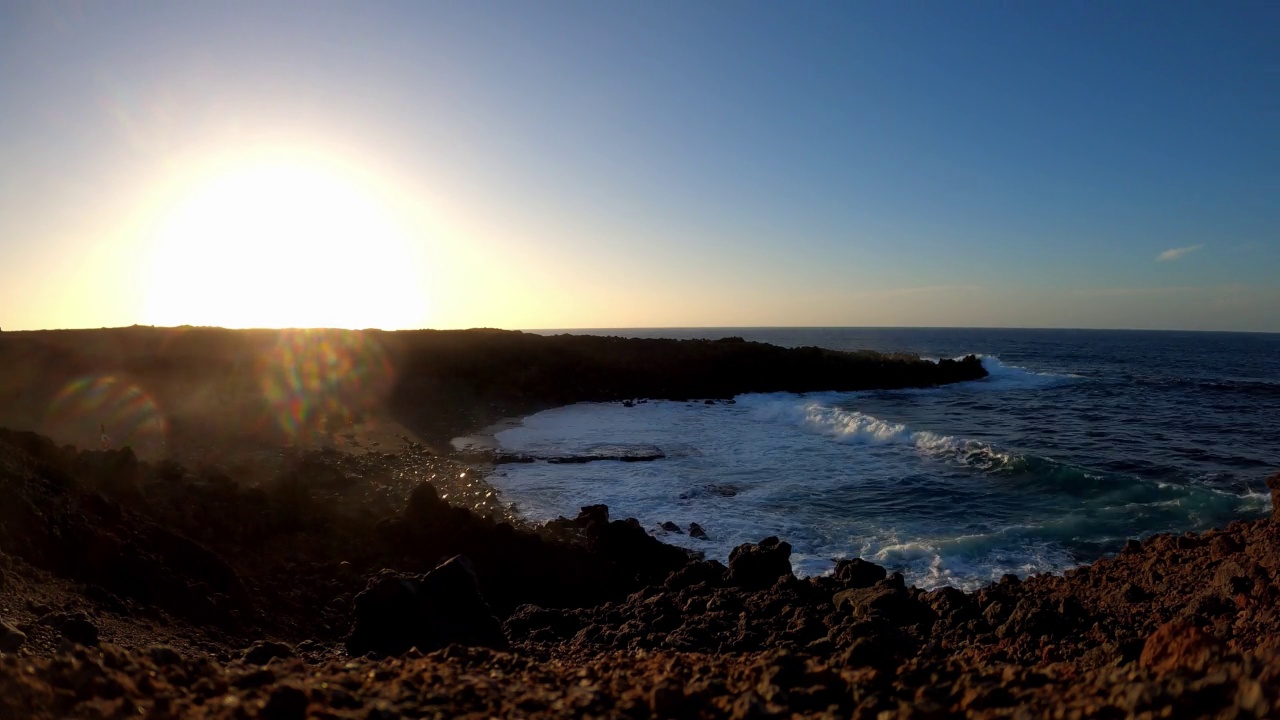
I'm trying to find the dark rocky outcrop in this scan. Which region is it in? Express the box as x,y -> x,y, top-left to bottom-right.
0,621 -> 25,654
40,613 -> 99,647
242,641 -> 296,666
390,486 -> 692,616
0,429 -> 245,626
726,537 -> 793,591
491,450 -> 666,464
379,331 -> 988,447
345,557 -> 507,657
0,328 -> 987,457
833,557 -> 887,588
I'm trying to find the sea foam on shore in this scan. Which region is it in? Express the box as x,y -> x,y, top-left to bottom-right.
485,355 -> 1272,589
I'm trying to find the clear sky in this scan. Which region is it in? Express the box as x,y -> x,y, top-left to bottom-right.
1,1 -> 1276,332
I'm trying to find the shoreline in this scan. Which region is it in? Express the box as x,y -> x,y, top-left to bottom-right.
2,420 -> 1277,716
440,393 -> 1273,592
449,414 -> 529,454
2,327 -> 1277,716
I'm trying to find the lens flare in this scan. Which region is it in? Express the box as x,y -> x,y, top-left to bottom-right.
258,330 -> 394,441
45,375 -> 169,452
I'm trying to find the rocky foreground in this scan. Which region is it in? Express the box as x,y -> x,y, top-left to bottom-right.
1,424 -> 1278,719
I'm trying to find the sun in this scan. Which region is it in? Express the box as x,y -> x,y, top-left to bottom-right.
144,154 -> 428,329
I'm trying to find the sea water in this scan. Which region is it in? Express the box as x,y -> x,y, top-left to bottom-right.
475,328 -> 1279,590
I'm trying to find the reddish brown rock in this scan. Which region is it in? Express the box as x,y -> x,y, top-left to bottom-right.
1139,622 -> 1223,674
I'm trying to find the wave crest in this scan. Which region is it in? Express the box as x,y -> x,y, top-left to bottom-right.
752,399 -> 1021,472
971,355 -> 1078,390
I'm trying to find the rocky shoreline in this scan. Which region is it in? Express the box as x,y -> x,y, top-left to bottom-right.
0,327 -> 988,457
1,424 -> 1278,718
0,328 -> 1277,717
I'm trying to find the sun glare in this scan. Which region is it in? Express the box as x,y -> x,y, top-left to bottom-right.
145,156 -> 428,329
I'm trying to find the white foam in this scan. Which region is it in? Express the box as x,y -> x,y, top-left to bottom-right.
485,395 -> 1080,589
483,378 -> 1266,592
840,529 -> 1083,590
971,355 -> 1080,390
738,395 -> 1021,472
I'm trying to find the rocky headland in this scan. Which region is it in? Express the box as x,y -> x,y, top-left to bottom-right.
0,327 -> 1275,718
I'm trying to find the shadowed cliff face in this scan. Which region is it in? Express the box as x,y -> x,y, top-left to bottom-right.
380,331 -> 986,445
0,327 -> 986,457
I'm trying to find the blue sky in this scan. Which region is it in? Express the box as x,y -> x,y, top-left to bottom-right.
0,1 -> 1276,331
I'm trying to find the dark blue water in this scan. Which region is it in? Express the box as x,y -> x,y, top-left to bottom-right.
493,329 -> 1278,588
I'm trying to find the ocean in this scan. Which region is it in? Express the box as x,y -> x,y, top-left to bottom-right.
474,328 -> 1279,590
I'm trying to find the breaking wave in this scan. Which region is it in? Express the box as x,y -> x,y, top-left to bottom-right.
483,336 -> 1275,591
740,396 -> 1020,473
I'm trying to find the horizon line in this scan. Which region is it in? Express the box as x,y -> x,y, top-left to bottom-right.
2,323 -> 1278,336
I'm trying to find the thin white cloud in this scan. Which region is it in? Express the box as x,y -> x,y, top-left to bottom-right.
1156,244 -> 1204,262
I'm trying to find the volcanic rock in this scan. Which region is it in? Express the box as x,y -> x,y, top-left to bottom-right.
146,645 -> 182,667
660,521 -> 682,534
689,522 -> 708,539
1140,622 -> 1223,674
40,613 -> 99,647
832,584 -> 922,625
405,481 -> 447,524
243,640 -> 296,666
0,620 -> 25,654
586,515 -> 692,584
1267,473 -> 1280,520
922,585 -> 976,623
504,605 -> 583,644
345,556 -> 507,657
833,558 -> 887,588
575,504 -> 609,528
726,537 -> 792,591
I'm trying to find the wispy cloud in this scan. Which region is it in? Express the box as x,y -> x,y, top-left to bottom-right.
1156,244 -> 1203,262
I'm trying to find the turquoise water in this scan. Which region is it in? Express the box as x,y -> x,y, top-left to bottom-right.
482,329 -> 1278,589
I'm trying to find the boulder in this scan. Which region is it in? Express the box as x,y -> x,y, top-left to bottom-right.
922,586 -> 976,623
834,585 -> 911,622
405,482 -> 447,524
63,618 -> 99,646
345,556 -> 507,657
243,640 -> 296,666
503,605 -> 582,643
575,505 -> 609,528
1140,622 -> 1222,674
588,518 -> 692,583
146,646 -> 183,666
996,599 -> 1069,641
689,523 -> 708,539
661,521 -> 683,534
0,620 -> 25,654
40,612 -> 99,647
727,537 -> 792,591
1267,474 -> 1280,520
664,560 -> 727,591
833,558 -> 887,588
